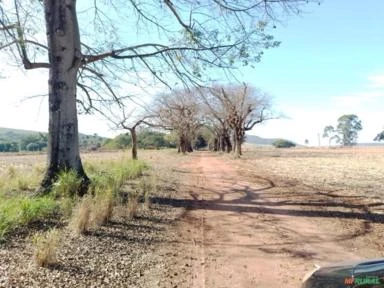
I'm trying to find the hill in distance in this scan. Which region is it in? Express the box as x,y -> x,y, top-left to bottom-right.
245,134 -> 278,146
0,127 -> 108,141
0,127 -> 39,142
0,127 -> 108,151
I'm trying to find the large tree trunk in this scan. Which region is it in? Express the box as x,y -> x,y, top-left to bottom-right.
231,131 -> 236,154
41,0 -> 89,195
178,134 -> 192,154
187,141 -> 193,152
235,139 -> 242,157
234,128 -> 242,158
213,138 -> 219,151
130,128 -> 138,160
224,134 -> 232,153
220,136 -> 226,152
179,135 -> 186,153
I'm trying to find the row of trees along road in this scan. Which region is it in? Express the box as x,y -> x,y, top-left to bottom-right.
149,84 -> 275,157
0,0 -> 320,195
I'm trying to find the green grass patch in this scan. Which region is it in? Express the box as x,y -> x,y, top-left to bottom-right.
87,158 -> 148,194
0,165 -> 54,241
0,156 -> 149,242
52,170 -> 82,198
0,196 -> 57,241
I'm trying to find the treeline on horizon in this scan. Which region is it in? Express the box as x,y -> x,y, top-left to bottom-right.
0,128 -> 190,152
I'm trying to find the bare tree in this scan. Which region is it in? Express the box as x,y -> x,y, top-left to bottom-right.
209,84 -> 274,157
106,104 -> 153,160
0,0 -> 318,193
197,88 -> 233,153
120,118 -> 147,160
153,89 -> 201,153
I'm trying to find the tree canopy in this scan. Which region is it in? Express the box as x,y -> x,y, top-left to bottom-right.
323,114 -> 362,146
374,130 -> 384,142
150,83 -> 274,155
102,129 -> 175,150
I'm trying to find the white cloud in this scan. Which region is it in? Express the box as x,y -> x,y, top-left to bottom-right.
252,86 -> 384,146
331,91 -> 384,109
367,73 -> 384,89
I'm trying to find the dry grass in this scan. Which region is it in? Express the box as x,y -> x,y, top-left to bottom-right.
126,192 -> 140,220
32,229 -> 61,267
69,195 -> 92,235
140,149 -> 189,199
138,177 -> 155,210
91,189 -> 114,226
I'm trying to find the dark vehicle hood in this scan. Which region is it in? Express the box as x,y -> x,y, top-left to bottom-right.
302,258 -> 384,288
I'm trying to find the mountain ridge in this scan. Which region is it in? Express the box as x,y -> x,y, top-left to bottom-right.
245,134 -> 278,146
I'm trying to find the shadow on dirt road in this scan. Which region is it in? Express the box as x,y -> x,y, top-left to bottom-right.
158,152 -> 383,288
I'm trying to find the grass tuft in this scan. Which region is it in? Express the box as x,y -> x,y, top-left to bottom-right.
69,195 -> 92,235
32,228 -> 61,267
126,190 -> 140,220
7,166 -> 17,179
138,177 -> 154,210
91,188 -> 114,226
52,170 -> 82,198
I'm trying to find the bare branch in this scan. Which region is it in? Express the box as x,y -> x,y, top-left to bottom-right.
0,23 -> 17,30
82,42 -> 239,65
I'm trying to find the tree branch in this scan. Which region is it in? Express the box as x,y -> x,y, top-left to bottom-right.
82,42 -> 237,64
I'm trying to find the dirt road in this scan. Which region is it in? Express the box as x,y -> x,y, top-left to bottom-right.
160,151 -> 381,288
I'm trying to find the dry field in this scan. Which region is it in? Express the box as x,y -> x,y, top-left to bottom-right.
0,150 -> 133,173
241,145 -> 384,203
236,145 -> 384,258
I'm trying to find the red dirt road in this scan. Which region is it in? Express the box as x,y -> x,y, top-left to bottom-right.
169,152 -> 379,288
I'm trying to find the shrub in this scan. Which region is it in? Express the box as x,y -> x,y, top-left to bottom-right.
32,228 -> 61,267
272,139 -> 296,148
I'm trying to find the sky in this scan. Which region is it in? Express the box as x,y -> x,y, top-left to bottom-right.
1,1 -> 384,145
242,0 -> 384,145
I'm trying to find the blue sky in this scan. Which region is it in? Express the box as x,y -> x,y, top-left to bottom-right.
242,0 -> 384,145
1,1 -> 383,145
